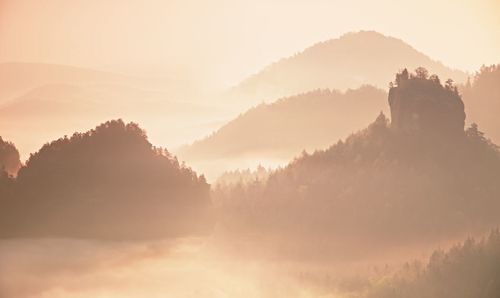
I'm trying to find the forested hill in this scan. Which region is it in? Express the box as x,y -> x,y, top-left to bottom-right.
0,120 -> 213,240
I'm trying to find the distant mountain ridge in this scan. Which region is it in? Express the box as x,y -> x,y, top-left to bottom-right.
178,85 -> 388,179
0,62 -> 212,103
0,62 -> 224,159
181,85 -> 387,159
0,62 -> 141,102
227,31 -> 467,108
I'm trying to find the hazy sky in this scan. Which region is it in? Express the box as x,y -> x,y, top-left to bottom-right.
1,0 -> 499,88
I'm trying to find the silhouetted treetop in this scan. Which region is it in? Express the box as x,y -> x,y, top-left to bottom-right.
474,64 -> 500,86
0,137 -> 21,177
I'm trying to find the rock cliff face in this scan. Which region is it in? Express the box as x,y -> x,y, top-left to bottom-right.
389,69 -> 465,137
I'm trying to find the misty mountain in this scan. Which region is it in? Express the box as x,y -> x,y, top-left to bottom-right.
179,85 -> 388,179
0,62 -> 189,102
214,69 -> 500,258
0,63 -> 224,158
462,64 -> 500,145
0,120 -> 213,240
0,62 -> 142,102
227,31 -> 467,108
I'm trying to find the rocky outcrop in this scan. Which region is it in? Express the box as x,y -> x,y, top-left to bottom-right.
389,68 -> 465,137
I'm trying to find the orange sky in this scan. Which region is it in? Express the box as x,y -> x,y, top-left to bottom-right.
1,0 -> 499,88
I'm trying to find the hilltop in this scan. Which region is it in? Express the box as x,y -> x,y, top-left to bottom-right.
227,31 -> 467,108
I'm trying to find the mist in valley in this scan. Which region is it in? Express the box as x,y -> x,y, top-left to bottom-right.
1,1 -> 500,297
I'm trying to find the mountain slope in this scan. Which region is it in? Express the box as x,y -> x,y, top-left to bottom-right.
178,85 -> 388,179
0,62 -> 143,102
227,31 -> 467,107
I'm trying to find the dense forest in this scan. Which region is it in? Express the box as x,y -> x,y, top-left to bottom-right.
360,230 -> 500,298
0,120 -> 213,239
305,230 -> 500,298
214,69 -> 500,258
